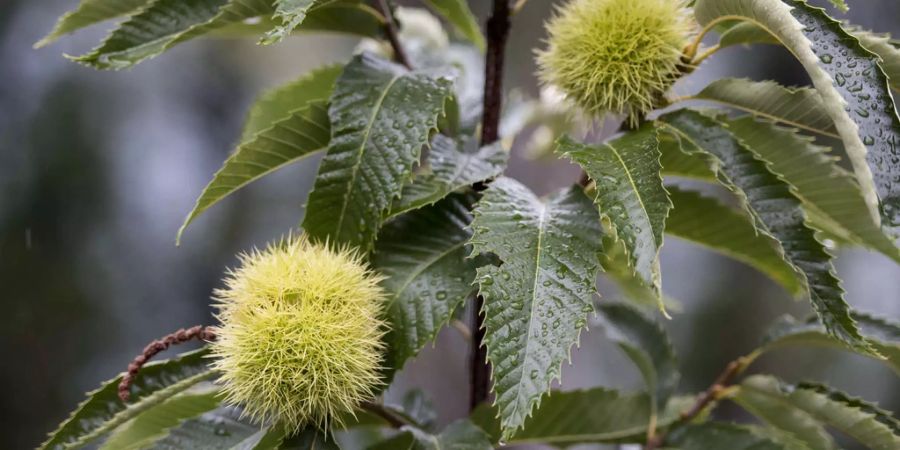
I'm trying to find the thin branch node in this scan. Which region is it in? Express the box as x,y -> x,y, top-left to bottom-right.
374,0 -> 412,69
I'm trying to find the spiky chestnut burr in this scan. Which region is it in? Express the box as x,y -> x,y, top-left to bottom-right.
536,0 -> 695,123
210,235 -> 387,433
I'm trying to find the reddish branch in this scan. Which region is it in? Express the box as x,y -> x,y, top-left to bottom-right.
645,354 -> 753,449
373,0 -> 412,70
471,0 -> 513,412
118,325 -> 217,402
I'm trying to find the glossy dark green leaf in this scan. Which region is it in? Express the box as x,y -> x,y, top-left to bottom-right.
179,102 -> 331,244
302,53 -> 452,251
149,408 -> 266,450
659,132 -> 716,182
695,0 -> 900,239
596,302 -> 679,423
280,428 -> 339,449
41,349 -> 214,450
99,387 -> 222,450
72,0 -> 384,69
761,312 -> 900,375
660,109 -> 873,355
726,116 -> 900,263
35,0 -> 150,48
389,136 -> 506,218
374,194 -> 480,377
684,78 -> 837,138
666,186 -> 802,295
558,127 -> 671,309
469,177 -> 603,438
739,375 -> 900,450
240,64 -> 342,142
508,389 -> 693,446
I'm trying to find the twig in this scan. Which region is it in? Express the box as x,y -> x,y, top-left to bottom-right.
118,325 -> 217,402
471,0 -> 513,412
360,401 -> 412,428
644,353 -> 755,449
373,0 -> 412,70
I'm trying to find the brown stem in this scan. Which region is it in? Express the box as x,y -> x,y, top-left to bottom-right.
373,0 -> 412,69
645,354 -> 755,450
470,0 -> 513,413
118,325 -> 217,402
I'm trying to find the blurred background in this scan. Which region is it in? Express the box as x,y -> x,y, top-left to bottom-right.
1,0 -> 899,448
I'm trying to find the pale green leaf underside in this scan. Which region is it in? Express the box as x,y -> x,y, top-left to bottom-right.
695,0 -> 900,238
469,177 -> 602,438
665,186 -> 802,296
668,423 -> 796,450
659,132 -> 716,181
596,302 -> 679,425
71,0 -> 383,70
389,136 -> 507,218
423,0 -> 486,52
302,53 -> 452,251
659,109 -> 871,355
35,0 -> 150,48
99,387 -> 222,450
725,116 -> 900,264
853,29 -> 900,92
41,349 -> 214,450
374,194 -> 479,379
240,64 -> 341,143
762,312 -> 900,375
685,78 -> 837,138
738,375 -> 900,450
178,102 -> 331,244
508,389 -> 693,446
558,126 -> 671,305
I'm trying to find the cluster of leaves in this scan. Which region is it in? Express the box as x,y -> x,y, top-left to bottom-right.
36,0 -> 900,449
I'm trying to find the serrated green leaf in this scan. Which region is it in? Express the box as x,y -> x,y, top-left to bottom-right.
35,0 -> 150,48
240,64 -> 342,143
469,177 -> 603,438
367,420 -> 491,450
373,194 -> 479,378
854,29 -> 900,92
739,375 -> 900,450
178,102 -> 331,244
684,79 -> 837,138
725,116 -> 900,264
99,387 -> 222,450
667,423 -> 797,450
423,0 -> 486,52
732,376 -> 836,450
399,390 -> 438,432
41,349 -> 214,450
761,312 -> 900,375
302,53 -> 452,251
557,127 -> 671,310
389,136 -> 506,218
72,0 -> 383,70
659,109 -> 873,355
507,389 -> 693,446
149,409 -> 265,450
659,132 -> 716,182
596,302 -> 679,438
261,0 -> 334,45
666,186 -> 802,295
695,0 -> 900,239
828,0 -> 849,13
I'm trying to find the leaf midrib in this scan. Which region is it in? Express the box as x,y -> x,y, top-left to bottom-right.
509,200 -> 548,426
334,73 -> 404,235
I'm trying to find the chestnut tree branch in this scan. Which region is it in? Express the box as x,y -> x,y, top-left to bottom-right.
373,0 -> 412,69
